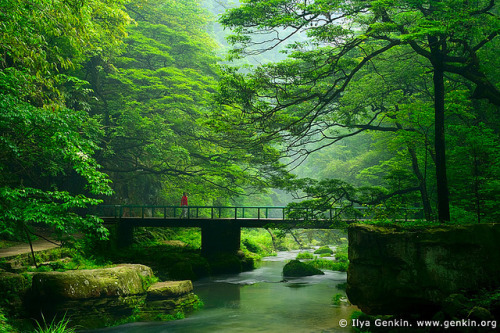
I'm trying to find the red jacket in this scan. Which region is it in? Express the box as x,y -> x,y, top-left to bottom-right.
181,195 -> 188,206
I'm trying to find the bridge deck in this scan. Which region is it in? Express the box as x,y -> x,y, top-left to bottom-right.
101,217 -> 349,229
97,204 -> 423,230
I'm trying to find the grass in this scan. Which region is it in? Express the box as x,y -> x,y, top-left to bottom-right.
308,258 -> 348,272
0,307 -> 17,333
34,314 -> 76,333
296,252 -> 314,260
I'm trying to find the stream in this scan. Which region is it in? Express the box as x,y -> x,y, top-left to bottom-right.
92,249 -> 356,332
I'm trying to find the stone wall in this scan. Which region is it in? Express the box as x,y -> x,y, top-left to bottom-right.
346,223 -> 500,315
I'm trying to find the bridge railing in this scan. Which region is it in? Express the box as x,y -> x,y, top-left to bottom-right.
95,205 -> 424,221
95,205 -> 290,220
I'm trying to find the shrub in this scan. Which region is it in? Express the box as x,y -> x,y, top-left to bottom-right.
0,308 -> 16,333
242,238 -> 261,254
335,252 -> 348,263
296,252 -> 314,260
314,246 -> 333,255
308,258 -> 348,272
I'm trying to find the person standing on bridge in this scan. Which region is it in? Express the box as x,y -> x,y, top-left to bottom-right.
181,192 -> 188,218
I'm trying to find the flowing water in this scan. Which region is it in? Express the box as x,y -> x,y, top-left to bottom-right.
92,250 -> 356,332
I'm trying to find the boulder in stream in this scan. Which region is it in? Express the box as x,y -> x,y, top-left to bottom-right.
283,260 -> 325,277
28,264 -> 200,329
30,264 -> 154,299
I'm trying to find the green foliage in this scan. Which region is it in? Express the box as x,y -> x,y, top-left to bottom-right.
0,97 -> 112,238
0,307 -> 17,333
134,228 -> 201,249
34,314 -> 75,333
22,247 -> 111,272
0,0 -> 132,242
240,228 -> 276,255
82,0 -> 269,205
314,246 -> 333,255
308,259 -> 348,272
296,252 -> 314,260
217,0 -> 500,224
335,252 -> 348,263
242,238 -> 262,254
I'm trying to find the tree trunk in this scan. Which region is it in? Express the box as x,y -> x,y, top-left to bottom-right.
24,226 -> 38,268
394,118 -> 433,221
407,145 -> 433,220
265,228 -> 278,251
430,41 -> 451,222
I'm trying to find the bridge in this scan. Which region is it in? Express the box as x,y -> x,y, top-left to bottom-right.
97,205 -> 422,254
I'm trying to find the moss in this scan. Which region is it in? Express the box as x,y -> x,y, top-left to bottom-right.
31,264 -> 154,300
314,246 -> 333,255
283,260 -> 324,277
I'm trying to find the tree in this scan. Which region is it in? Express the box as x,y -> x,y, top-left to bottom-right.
84,0 -> 284,205
0,0 -> 131,252
218,0 -> 499,222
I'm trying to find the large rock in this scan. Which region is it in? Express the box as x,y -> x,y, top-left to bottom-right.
147,280 -> 193,299
347,223 -> 500,315
144,281 -> 199,316
31,264 -> 154,299
283,259 -> 325,277
28,265 -> 201,329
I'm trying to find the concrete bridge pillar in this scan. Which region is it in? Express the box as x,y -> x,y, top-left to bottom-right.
116,220 -> 134,248
201,222 -> 241,256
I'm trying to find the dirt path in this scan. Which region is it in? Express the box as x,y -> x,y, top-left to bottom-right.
0,238 -> 61,258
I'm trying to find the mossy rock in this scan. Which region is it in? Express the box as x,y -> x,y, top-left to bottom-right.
31,264 -> 154,300
314,246 -> 333,255
283,260 -> 325,277
147,280 -> 193,299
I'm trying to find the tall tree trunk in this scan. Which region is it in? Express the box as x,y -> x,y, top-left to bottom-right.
430,39 -> 451,222
24,226 -> 38,268
395,118 -> 433,220
407,145 -> 433,220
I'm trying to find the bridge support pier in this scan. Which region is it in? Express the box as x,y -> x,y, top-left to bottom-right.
201,222 -> 241,256
116,220 -> 134,248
